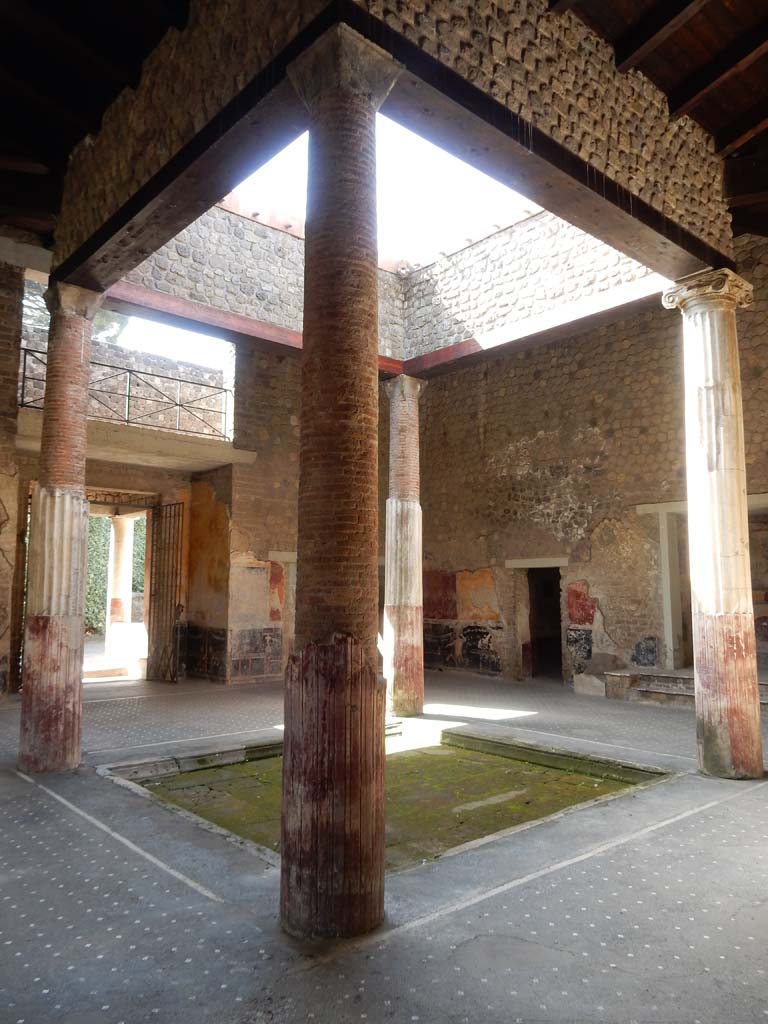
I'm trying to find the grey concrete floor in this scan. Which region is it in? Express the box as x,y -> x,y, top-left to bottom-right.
1,670 -> 767,1023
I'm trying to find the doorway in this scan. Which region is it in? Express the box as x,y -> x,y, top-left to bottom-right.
528,567 -> 563,679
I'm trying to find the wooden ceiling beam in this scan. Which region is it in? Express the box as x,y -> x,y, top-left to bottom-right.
0,66 -> 95,136
716,100 -> 768,157
669,19 -> 768,118
615,0 -> 711,73
547,0 -> 580,12
724,152 -> 768,208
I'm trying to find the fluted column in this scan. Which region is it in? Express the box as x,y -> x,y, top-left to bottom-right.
18,282 -> 102,773
663,269 -> 763,779
383,374 -> 426,716
280,26 -> 402,939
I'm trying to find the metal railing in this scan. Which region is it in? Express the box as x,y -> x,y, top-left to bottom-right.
20,348 -> 233,439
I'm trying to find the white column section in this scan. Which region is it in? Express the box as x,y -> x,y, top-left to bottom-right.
662,268 -> 763,778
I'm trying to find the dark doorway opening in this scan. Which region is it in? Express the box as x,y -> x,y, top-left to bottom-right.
528,567 -> 563,679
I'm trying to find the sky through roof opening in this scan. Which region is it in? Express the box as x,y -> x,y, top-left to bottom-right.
230,115 -> 541,270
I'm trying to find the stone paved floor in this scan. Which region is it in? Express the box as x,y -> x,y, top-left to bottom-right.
1,670 -> 767,1023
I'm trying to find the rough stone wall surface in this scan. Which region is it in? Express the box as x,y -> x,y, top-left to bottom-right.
54,0 -> 330,263
358,0 -> 730,255
54,0 -> 730,267
419,233 -> 768,678
403,212 -> 653,357
0,263 -> 22,690
126,207 -> 406,358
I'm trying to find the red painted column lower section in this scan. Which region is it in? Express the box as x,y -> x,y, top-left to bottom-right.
281,637 -> 385,937
279,26 -> 401,938
18,283 -> 101,774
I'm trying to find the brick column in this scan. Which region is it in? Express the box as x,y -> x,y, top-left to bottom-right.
663,269 -> 763,779
18,282 -> 102,774
383,374 -> 426,716
280,25 -> 401,939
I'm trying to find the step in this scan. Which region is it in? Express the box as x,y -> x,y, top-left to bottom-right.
605,670 -> 768,709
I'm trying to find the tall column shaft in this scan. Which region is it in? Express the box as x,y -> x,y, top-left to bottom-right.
383,375 -> 425,716
280,25 -> 401,939
18,283 -> 101,774
663,269 -> 763,779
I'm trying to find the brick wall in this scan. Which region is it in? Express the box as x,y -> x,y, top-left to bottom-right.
418,233 -> 768,679
54,1 -> 730,267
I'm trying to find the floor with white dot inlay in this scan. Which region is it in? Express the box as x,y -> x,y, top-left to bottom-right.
1,671 -> 767,1022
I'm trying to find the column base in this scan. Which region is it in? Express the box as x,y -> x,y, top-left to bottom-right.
18,614 -> 84,773
694,612 -> 764,779
280,635 -> 385,939
18,486 -> 88,774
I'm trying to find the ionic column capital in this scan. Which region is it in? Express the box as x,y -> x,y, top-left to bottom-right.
287,24 -> 402,113
662,268 -> 753,315
44,281 -> 103,321
383,374 -> 426,404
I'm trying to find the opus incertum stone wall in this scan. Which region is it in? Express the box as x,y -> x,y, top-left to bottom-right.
417,234 -> 768,683
128,204 -> 653,361
125,205 -> 406,358
53,1 -> 730,266
402,212 -> 653,358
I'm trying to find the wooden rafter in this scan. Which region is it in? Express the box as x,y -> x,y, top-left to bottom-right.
669,19 -> 768,118
615,0 -> 711,73
547,0 -> 580,12
716,99 -> 768,156
724,153 -> 768,207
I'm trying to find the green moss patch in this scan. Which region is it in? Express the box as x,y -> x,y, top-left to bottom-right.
147,745 -> 634,870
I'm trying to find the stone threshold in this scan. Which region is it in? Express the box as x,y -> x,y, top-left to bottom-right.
604,668 -> 768,710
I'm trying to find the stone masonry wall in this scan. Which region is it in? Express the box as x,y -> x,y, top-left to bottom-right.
129,204 -> 651,362
419,233 -> 768,680
54,0 -> 730,267
403,212 -> 653,357
126,206 -> 406,358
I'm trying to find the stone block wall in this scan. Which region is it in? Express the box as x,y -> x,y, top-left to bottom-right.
54,0 -> 730,267
403,212 -> 653,357
418,233 -> 768,681
126,206 -> 406,358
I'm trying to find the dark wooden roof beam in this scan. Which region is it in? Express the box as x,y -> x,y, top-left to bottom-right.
547,0 -> 580,12
615,0 -> 711,73
724,153 -> 768,207
716,100 -> 768,156
730,210 -> 768,238
669,19 -> 768,118
0,170 -> 61,218
0,67 -> 95,136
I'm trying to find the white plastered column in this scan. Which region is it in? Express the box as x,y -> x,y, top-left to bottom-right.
663,268 -> 763,778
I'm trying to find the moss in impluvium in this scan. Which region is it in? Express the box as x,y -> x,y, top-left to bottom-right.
147,746 -> 632,870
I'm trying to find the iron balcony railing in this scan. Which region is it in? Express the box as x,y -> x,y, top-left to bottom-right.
20,348 -> 233,439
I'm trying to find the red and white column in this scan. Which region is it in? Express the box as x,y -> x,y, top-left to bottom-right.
663,269 -> 763,779
280,26 -> 401,938
18,282 -> 101,773
383,374 -> 426,716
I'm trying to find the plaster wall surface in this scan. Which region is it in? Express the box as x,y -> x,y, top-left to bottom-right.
53,1 -> 730,265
